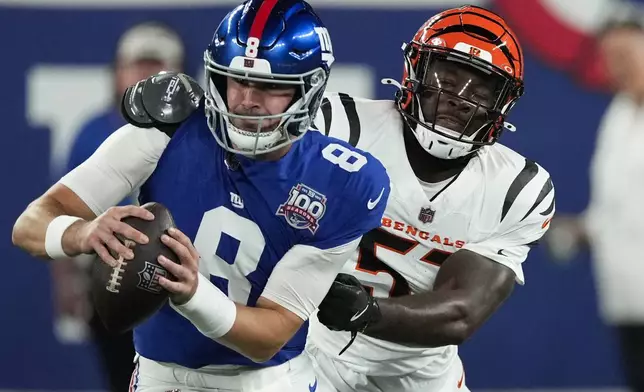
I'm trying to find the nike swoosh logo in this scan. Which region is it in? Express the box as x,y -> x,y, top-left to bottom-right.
457,371 -> 465,388
309,377 -> 318,392
349,305 -> 369,322
497,249 -> 507,256
367,188 -> 385,210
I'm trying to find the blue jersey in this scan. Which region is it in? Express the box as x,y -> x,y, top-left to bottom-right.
134,107 -> 390,369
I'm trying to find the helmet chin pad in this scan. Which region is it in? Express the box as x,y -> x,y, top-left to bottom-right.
411,122 -> 475,159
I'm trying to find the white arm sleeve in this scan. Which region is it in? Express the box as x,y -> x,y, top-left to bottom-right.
59,124 -> 170,216
261,237 -> 362,321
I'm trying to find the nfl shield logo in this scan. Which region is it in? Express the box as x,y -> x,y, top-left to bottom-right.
418,206 -> 435,224
137,262 -> 168,294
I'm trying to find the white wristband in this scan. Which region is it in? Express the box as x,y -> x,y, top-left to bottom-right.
171,273 -> 237,339
45,215 -> 83,259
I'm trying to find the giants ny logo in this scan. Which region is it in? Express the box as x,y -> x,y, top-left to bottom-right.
276,184 -> 327,234
314,27 -> 335,66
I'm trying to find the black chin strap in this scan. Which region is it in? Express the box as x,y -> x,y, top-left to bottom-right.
338,331 -> 358,356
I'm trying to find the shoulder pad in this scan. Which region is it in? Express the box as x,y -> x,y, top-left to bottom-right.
120,72 -> 204,134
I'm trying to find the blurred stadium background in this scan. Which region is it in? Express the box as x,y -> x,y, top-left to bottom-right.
0,0 -> 636,390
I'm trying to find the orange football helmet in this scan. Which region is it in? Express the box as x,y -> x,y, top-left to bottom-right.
390,5 -> 524,159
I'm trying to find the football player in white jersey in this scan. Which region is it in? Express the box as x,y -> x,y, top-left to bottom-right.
307,5 -> 555,392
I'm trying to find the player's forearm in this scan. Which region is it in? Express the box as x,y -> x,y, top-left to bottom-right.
364,290 -> 477,347
13,185 -> 97,259
219,302 -> 297,363
173,275 -> 300,363
12,197 -> 81,259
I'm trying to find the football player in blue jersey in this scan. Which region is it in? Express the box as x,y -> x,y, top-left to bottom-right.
11,1 -> 390,391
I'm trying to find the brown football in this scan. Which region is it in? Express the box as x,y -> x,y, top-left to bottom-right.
90,202 -> 179,334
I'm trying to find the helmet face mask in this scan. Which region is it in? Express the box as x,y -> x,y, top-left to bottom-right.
395,6 -> 525,159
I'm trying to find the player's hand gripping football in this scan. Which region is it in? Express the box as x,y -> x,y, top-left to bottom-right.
156,228 -> 200,305
74,206 -> 154,267
318,273 -> 381,333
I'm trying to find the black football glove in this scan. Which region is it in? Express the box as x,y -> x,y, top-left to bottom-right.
317,273 -> 381,354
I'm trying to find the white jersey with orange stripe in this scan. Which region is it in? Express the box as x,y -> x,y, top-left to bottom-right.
308,92 -> 555,377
